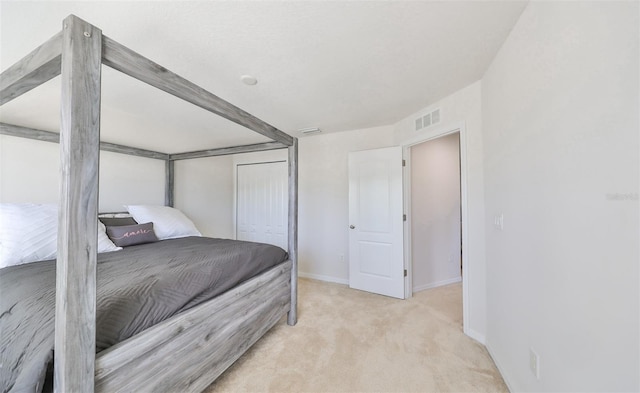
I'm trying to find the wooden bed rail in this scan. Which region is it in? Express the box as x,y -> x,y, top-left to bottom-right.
101,36 -> 294,147
0,122 -> 292,160
0,123 -> 171,160
0,31 -> 62,105
94,261 -> 292,392
169,141 -> 288,160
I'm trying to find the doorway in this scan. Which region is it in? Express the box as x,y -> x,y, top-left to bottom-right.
402,122 -> 470,334
409,132 -> 461,292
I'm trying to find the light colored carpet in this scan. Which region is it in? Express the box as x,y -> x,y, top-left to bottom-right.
205,278 -> 507,393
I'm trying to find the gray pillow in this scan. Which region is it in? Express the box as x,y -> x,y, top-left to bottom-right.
106,222 -> 158,247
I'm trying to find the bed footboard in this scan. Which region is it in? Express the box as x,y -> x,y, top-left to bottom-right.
94,260 -> 292,393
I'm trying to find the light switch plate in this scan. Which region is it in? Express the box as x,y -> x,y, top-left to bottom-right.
529,348 -> 540,379
494,213 -> 504,230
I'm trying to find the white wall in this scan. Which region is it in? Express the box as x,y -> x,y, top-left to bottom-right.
395,81 -> 487,341
410,132 -> 461,291
174,156 -> 234,239
0,135 -> 165,210
297,126 -> 395,283
0,135 -> 59,203
0,134 -> 236,240
99,150 -> 165,211
482,2 -> 639,391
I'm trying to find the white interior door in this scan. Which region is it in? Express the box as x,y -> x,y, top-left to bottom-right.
348,146 -> 405,299
236,161 -> 288,250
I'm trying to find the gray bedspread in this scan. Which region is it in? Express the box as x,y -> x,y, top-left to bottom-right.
0,237 -> 287,393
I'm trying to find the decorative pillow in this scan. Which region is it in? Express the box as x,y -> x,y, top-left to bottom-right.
0,203 -> 57,268
0,204 -> 122,269
99,216 -> 138,227
106,222 -> 159,247
125,205 -> 201,240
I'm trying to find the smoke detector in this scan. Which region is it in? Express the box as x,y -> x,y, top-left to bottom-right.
240,75 -> 258,85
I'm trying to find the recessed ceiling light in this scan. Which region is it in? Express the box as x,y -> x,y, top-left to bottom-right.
240,75 -> 258,85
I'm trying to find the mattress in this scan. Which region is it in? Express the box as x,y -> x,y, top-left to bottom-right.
0,237 -> 288,393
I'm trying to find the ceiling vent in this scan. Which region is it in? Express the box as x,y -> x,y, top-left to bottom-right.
299,127 -> 321,135
415,108 -> 441,131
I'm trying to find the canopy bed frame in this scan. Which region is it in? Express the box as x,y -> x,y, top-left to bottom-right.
0,15 -> 298,392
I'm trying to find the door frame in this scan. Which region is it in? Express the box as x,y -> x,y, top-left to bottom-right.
401,121 -> 470,335
232,149 -> 289,240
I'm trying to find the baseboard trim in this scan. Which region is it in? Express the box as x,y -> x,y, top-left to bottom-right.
485,340 -> 514,392
464,327 -> 486,345
413,276 -> 462,292
298,272 -> 349,285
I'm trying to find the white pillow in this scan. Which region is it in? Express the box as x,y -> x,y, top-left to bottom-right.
98,221 -> 122,253
0,203 -> 122,269
0,203 -> 58,268
125,205 -> 201,240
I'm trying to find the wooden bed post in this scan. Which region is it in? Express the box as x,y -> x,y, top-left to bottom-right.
165,159 -> 174,207
288,138 -> 298,325
55,15 -> 102,393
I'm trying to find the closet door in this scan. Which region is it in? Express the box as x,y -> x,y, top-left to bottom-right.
236,161 -> 288,250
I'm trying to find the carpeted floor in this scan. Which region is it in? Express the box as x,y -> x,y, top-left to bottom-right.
205,278 -> 507,393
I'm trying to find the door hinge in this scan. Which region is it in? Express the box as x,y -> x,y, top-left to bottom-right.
404,269 -> 407,277
403,214 -> 407,221
402,159 -> 406,167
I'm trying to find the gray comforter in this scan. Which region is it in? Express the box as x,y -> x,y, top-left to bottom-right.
0,237 -> 287,393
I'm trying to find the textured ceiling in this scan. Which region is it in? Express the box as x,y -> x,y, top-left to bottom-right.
0,1 -> 527,153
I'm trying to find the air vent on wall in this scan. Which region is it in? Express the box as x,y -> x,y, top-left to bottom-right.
414,108 -> 441,131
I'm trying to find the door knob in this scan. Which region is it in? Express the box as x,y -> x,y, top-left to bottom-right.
350,225 -> 355,229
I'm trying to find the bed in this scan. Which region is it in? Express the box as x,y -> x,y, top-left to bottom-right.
1,236 -> 290,392
0,14 -> 298,393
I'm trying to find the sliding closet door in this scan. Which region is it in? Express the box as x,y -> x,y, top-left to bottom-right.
236,161 -> 288,250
